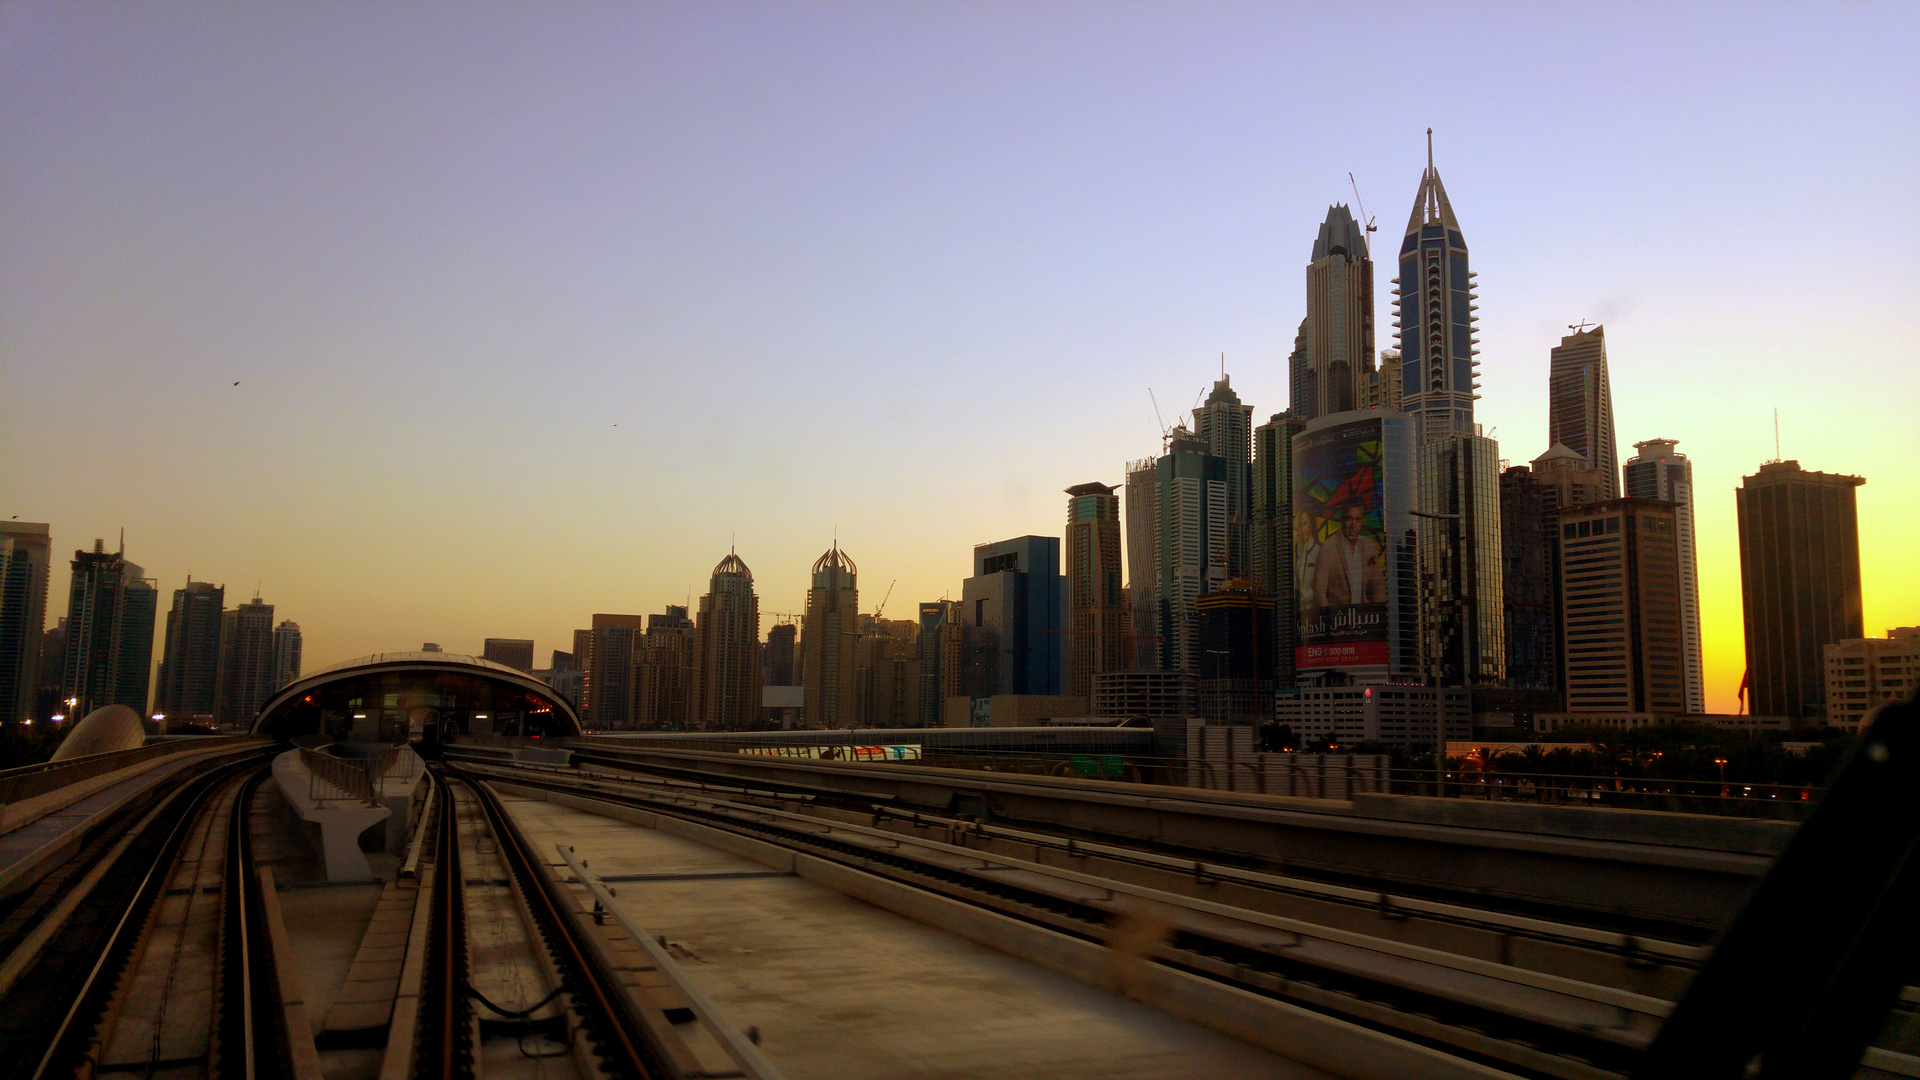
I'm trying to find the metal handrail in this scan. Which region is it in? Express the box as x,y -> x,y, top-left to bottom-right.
299,746 -> 376,805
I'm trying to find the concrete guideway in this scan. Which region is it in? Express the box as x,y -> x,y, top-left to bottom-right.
501,791 -> 1342,1080
544,761 -> 1712,1002
0,738 -> 272,900
567,742 -> 1787,934
484,768 -> 1649,1079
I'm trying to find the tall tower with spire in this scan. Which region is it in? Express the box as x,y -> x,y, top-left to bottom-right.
1301,206 -> 1375,421
801,544 -> 858,728
1395,131 -> 1480,444
1192,373 -> 1254,577
696,550 -> 762,729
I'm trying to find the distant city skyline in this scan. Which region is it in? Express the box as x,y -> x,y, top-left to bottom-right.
3,6 -> 1915,714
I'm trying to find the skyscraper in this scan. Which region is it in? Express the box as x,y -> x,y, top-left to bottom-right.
960,536 -> 1065,696
916,600 -> 961,725
1394,135 -> 1480,444
482,638 -> 536,672
1557,499 -> 1685,717
156,580 -> 225,721
637,606 -> 695,729
1548,326 -> 1620,497
1286,319 -> 1309,419
1252,412 -> 1305,687
1192,375 -> 1254,577
216,596 -> 276,725
764,622 -> 797,687
801,545 -> 858,728
1624,439 -> 1703,712
855,615 -> 920,726
1139,427 -> 1229,674
1737,460 -> 1864,722
1301,206 -> 1375,421
0,522 -> 52,725
1417,431 -> 1506,687
696,552 -> 761,729
1358,350 -> 1404,412
1124,456 -> 1159,668
1064,483 -> 1128,698
60,539 -> 157,717
1195,580 -> 1276,724
583,613 -> 644,729
1499,467 -> 1558,693
271,620 -> 303,690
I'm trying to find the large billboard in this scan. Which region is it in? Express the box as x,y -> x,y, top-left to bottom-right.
1293,419 -> 1390,670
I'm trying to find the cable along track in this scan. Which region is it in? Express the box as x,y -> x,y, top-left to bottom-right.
419,764 -> 671,1080
480,764 -> 1676,1080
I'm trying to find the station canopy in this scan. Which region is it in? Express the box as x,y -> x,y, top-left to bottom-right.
251,651 -> 581,741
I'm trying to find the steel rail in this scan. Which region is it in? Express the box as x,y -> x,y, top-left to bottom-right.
411,767 -> 472,1080
441,764 -> 663,1080
484,765 -> 1652,1080
213,767 -> 293,1079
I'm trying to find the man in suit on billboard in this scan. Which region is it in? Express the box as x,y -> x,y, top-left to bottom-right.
1313,502 -> 1386,608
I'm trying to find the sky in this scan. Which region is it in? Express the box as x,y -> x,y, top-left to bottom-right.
3,3 -> 1916,715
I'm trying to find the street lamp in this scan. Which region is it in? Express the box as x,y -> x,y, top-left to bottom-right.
1714,756 -> 1729,799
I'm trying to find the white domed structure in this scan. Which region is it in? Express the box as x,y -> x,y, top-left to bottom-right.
52,704 -> 148,760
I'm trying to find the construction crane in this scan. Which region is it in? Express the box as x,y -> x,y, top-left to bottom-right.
872,579 -> 897,622
1348,172 -> 1378,236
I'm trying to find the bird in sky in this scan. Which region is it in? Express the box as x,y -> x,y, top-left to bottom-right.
233,381 -> 240,386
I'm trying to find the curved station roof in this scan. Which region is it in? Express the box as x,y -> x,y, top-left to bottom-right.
251,651 -> 582,740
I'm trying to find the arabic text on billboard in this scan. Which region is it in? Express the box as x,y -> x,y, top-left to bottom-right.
1294,420 -> 1389,669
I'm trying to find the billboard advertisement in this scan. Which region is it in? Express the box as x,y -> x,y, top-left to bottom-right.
1293,419 -> 1390,670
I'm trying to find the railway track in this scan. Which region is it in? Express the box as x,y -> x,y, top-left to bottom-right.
0,754 -> 283,1080
412,764 -> 673,1079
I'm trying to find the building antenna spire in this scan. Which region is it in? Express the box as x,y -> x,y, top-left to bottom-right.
1774,407 -> 1781,461
118,527 -> 124,557
1427,127 -> 1433,172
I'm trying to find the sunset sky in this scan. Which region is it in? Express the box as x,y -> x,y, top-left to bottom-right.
4,4 -> 1915,714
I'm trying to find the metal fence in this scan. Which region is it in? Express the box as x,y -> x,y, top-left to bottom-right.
1387,767 -> 1823,820
566,734 -> 1820,820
